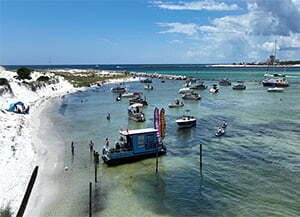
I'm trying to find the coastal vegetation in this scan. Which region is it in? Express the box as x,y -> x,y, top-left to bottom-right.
51,70 -> 129,87
16,67 -> 32,80
0,204 -> 13,217
0,78 -> 9,86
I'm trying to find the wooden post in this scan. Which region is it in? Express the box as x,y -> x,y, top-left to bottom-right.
89,182 -> 92,217
95,163 -> 98,183
16,166 -> 39,217
200,144 -> 203,175
156,144 -> 159,174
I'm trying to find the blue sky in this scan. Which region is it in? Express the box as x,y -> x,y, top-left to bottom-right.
1,0 -> 300,65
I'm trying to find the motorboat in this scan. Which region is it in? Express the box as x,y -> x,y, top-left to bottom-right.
262,78 -> 289,87
232,81 -> 246,90
140,78 -> 152,83
182,92 -> 201,100
210,84 -> 219,94
215,127 -> 225,137
168,99 -> 184,108
176,115 -> 196,128
128,103 -> 146,122
144,85 -> 154,90
102,128 -> 166,165
219,78 -> 231,86
111,87 -> 126,93
178,87 -> 192,94
267,87 -> 284,92
129,97 -> 148,106
190,82 -> 207,90
122,92 -> 142,98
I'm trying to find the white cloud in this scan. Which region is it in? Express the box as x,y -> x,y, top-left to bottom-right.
157,22 -> 201,36
156,0 -> 300,62
153,0 -> 240,11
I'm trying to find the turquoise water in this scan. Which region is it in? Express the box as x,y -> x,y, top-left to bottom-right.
35,73 -> 300,217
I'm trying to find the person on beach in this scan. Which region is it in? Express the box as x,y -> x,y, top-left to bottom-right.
71,141 -> 74,155
89,140 -> 94,152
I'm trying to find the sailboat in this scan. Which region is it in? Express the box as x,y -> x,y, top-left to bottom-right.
263,40 -> 289,87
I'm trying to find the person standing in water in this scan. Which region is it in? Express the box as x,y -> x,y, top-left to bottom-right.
71,141 -> 74,155
107,113 -> 111,120
89,140 -> 94,152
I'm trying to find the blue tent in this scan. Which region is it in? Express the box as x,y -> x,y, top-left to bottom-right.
9,101 -> 24,112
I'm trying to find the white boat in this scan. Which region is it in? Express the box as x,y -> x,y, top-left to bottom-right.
168,100 -> 184,108
264,73 -> 286,78
122,92 -> 142,98
215,127 -> 225,137
267,87 -> 284,92
182,92 -> 201,100
176,115 -> 196,128
178,87 -> 192,94
144,85 -> 154,90
128,103 -> 145,122
210,84 -> 219,94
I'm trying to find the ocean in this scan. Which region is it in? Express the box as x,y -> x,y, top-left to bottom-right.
29,65 -> 300,217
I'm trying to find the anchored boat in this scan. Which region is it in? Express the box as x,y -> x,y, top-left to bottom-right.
262,78 -> 289,87
176,115 -> 196,128
128,103 -> 146,122
102,128 -> 167,165
182,92 -> 201,100
168,99 -> 184,108
111,87 -> 126,93
144,85 -> 154,90
129,97 -> 148,106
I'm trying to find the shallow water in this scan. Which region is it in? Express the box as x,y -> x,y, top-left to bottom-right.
35,76 -> 300,217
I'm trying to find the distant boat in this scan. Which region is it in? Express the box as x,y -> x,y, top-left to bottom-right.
219,78 -> 231,86
128,103 -> 146,122
122,92 -> 142,98
111,87 -> 126,93
168,99 -> 184,108
129,97 -> 148,106
178,87 -> 192,94
210,84 -> 219,93
176,115 -> 196,128
140,78 -> 152,83
267,87 -> 284,92
264,73 -> 286,78
144,85 -> 154,90
215,127 -> 225,137
190,82 -> 207,90
182,92 -> 201,100
232,81 -> 246,90
102,128 -> 166,165
262,78 -> 289,87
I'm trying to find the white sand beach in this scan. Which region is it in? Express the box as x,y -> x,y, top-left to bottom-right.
0,68 -> 139,215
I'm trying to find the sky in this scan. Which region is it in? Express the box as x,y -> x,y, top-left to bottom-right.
1,0 -> 300,65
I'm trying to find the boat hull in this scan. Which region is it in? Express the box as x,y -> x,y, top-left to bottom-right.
102,147 -> 167,165
176,120 -> 196,128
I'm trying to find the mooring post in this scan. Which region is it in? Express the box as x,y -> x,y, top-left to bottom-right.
89,182 -> 92,217
16,166 -> 39,217
200,143 -> 203,175
95,163 -> 98,183
156,144 -> 159,174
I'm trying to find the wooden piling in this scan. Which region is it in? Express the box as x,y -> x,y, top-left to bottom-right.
156,145 -> 159,174
95,163 -> 98,183
200,143 -> 202,175
16,166 -> 39,217
89,182 -> 92,217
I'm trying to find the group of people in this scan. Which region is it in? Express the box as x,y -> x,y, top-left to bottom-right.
70,138 -> 110,159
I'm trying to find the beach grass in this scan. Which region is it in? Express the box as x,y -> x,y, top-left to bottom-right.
50,71 -> 129,87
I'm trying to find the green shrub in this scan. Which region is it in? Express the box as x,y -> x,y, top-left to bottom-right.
37,76 -> 50,82
17,67 -> 32,80
0,204 -> 13,217
0,78 -> 8,86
